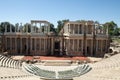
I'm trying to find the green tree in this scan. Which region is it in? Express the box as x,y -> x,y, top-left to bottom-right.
113,28 -> 119,36
117,27 -> 120,35
103,21 -> 118,36
57,19 -> 69,33
0,22 -> 15,33
50,23 -> 57,34
23,23 -> 31,32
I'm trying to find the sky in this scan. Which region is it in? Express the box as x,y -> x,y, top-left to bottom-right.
0,0 -> 120,27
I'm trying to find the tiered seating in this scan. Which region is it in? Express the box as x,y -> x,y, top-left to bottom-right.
22,63 -> 56,79
58,69 -> 79,79
58,64 -> 92,79
11,76 -> 41,80
23,63 -> 92,79
0,67 -> 30,78
91,53 -> 120,69
0,55 -> 21,68
74,53 -> 120,80
4,52 -> 120,80
1,52 -> 120,80
0,54 -> 41,80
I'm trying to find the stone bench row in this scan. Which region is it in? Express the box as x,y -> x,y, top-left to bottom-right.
74,54 -> 120,80
0,55 -> 21,69
0,67 -> 35,80
23,63 -> 92,79
58,65 -> 92,79
91,53 -> 120,69
0,55 -> 41,80
22,63 -> 56,79
0,75 -> 40,80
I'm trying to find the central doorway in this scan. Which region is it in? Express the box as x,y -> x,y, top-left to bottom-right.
54,41 -> 60,56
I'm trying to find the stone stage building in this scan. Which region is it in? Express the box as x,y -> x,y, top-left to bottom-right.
1,20 -> 110,57
59,21 -> 109,57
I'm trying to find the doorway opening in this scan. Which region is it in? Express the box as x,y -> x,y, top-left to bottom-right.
54,41 -> 60,56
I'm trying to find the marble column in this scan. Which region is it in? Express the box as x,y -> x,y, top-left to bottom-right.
9,37 -> 12,53
38,23 -> 40,33
73,24 -> 75,34
44,38 -> 46,51
92,24 -> 94,35
96,40 -> 98,52
39,38 -> 41,51
88,39 -> 93,56
16,23 -> 19,32
48,24 -> 50,32
44,24 -> 46,33
77,39 -> 79,51
86,23 -> 88,34
10,38 -> 12,51
40,23 -> 41,33
81,40 -> 83,53
20,23 -> 22,33
35,23 -> 37,33
30,38 -> 32,51
101,40 -> 103,53
86,40 -> 88,55
91,40 -> 93,56
51,38 -> 54,55
73,39 -> 74,51
72,24 -> 74,34
69,24 -> 71,33
35,38 -> 36,52
46,24 -> 48,33
46,38 -> 48,50
105,40 -> 107,52
6,38 -> 7,50
15,38 -> 17,52
68,39 -> 70,51
82,24 -> 84,34
31,23 -> 33,33
78,24 -> 79,34
10,24 -> 12,33
20,38 -> 22,54
68,24 -> 69,33
26,38 -> 28,54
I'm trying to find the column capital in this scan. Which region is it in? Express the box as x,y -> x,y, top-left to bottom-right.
35,23 -> 37,33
